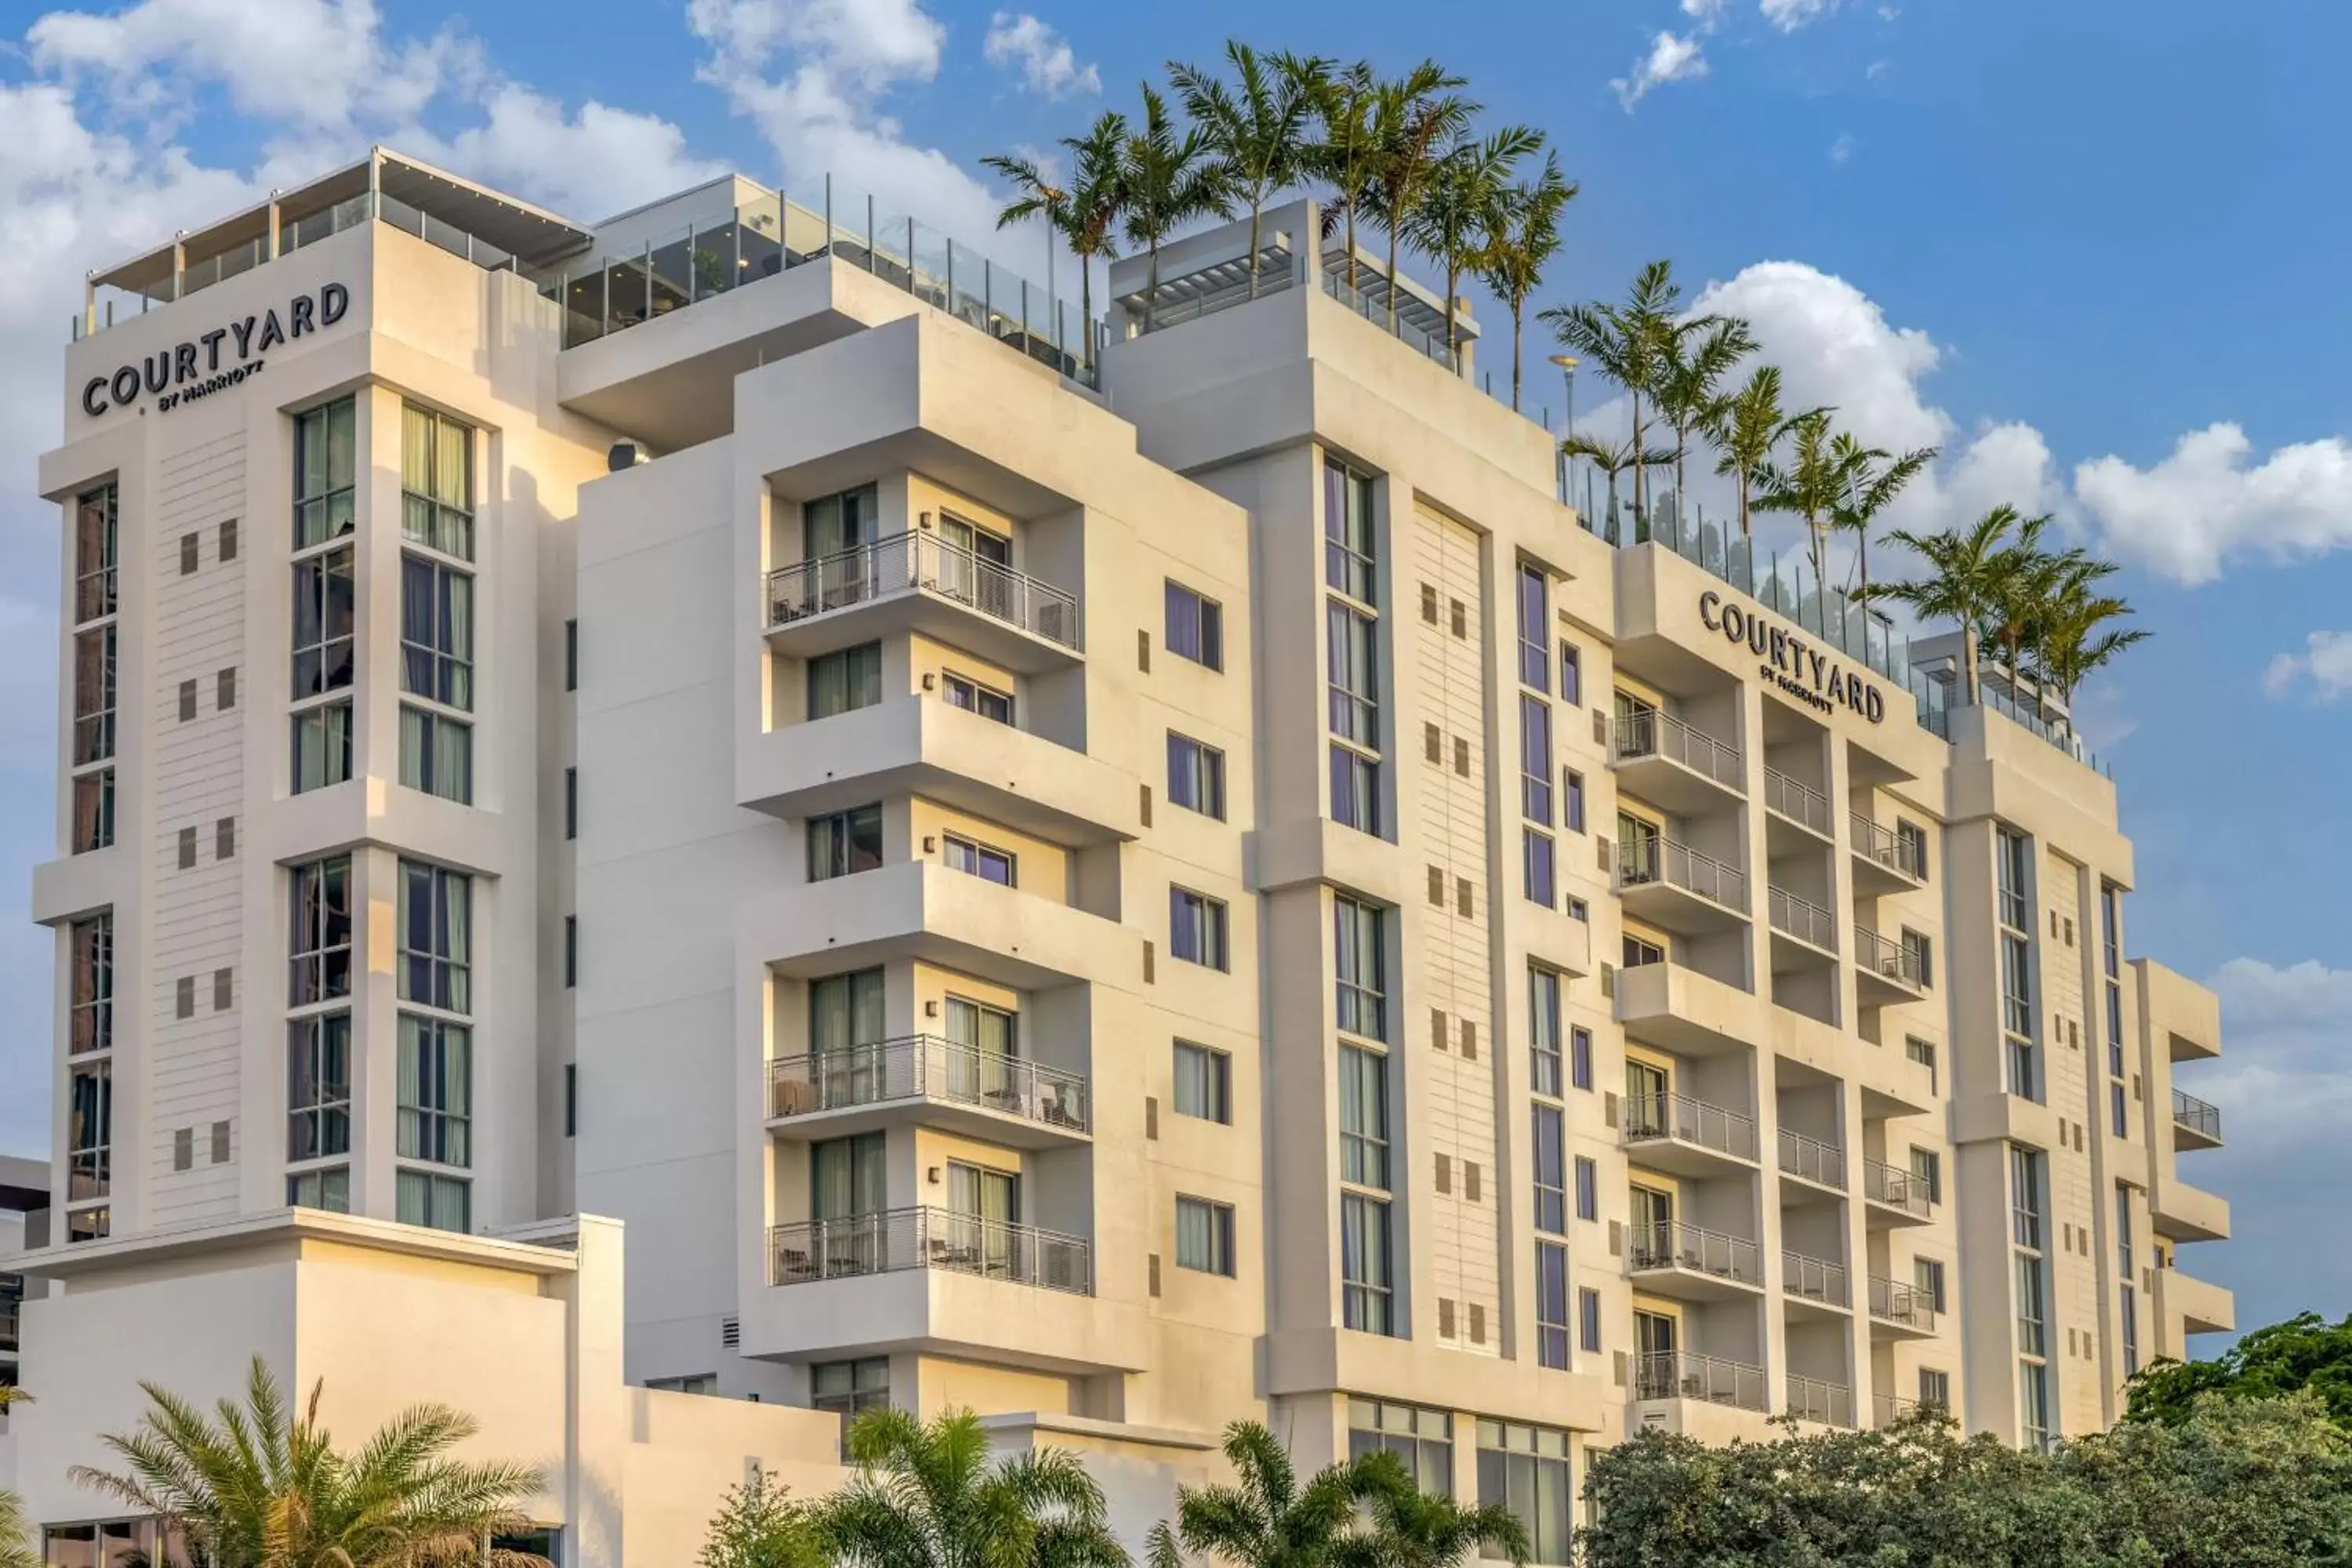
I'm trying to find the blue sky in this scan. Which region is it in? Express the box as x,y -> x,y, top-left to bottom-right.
0,0 -> 2343,1341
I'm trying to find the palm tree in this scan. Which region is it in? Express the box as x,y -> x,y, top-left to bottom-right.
1404,126 -> 1543,377
1542,260 -> 1683,524
1122,85 -> 1234,332
1562,431 -> 1673,542
1706,364 -> 1808,543
0,1490 -> 37,1568
1755,407 -> 1865,587
1307,60 -> 1383,293
1362,1472 -> 1530,1568
1366,67 -> 1475,332
822,1406 -> 1127,1568
1980,514 -> 2062,704
1826,431 -> 1938,597
2034,572 -> 2148,732
1144,1421 -> 1388,1568
1169,45 -> 1327,299
1474,151 -> 1577,411
70,1356 -> 542,1568
982,111 -> 1127,368
1858,503 -> 2026,705
1653,314 -> 1755,526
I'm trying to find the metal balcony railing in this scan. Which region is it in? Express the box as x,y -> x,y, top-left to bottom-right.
1762,766 -> 1832,835
1778,1127 -> 1847,1189
1617,837 -> 1748,911
1614,710 -> 1743,790
1864,1158 -> 1934,1219
1635,1350 -> 1768,1411
1627,1092 -> 1759,1162
1768,886 -> 1838,953
1874,1392 -> 1921,1428
765,530 -> 1080,649
1868,1276 -> 1938,1333
1855,925 -> 1926,989
771,1036 -> 1090,1133
769,1206 -> 1091,1294
1782,1249 -> 1849,1308
1851,814 -> 1927,880
1629,1221 -> 1762,1287
1787,1372 -> 1855,1427
2172,1088 -> 2222,1142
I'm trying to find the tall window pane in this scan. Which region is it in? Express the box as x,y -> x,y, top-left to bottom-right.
74,483 -> 118,626
1334,896 -> 1387,1040
809,643 -> 882,719
288,1013 -> 351,1160
1529,967 -> 1561,1097
292,702 -> 354,793
1323,457 -> 1376,602
399,554 -> 474,710
1341,1193 -> 1393,1335
68,1058 -> 111,1200
397,1014 -> 473,1167
289,856 -> 353,1005
73,624 -> 116,765
398,860 -> 472,1013
399,706 -> 474,804
1515,563 -> 1549,691
70,912 -> 113,1056
1327,602 -> 1380,746
295,397 -> 357,549
292,547 -> 357,699
401,403 -> 475,559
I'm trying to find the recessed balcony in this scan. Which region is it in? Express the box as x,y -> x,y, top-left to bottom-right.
1617,839 -> 1751,934
1854,925 -> 1928,1006
1863,1159 -> 1936,1227
1762,767 -> 1835,853
1624,1092 -> 1759,1177
1635,1350 -> 1767,1413
1867,1276 -> 1939,1339
2171,1087 -> 2223,1150
763,530 -> 1082,674
1777,1127 -> 1848,1196
1767,886 -> 1839,969
1849,814 -> 1927,894
1786,1372 -> 1855,1428
768,1036 -> 1091,1149
1873,1392 -> 1922,1428
1627,1221 -> 1764,1301
1612,712 -> 1745,816
1781,1249 -> 1849,1320
770,1206 -> 1089,1293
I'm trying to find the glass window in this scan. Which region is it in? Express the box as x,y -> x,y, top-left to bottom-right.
289,856 -> 353,1005
1519,695 -> 1553,823
1914,1255 -> 1947,1314
1909,1145 -> 1943,1205
1165,582 -> 1224,670
1578,1286 -> 1602,1354
942,833 -> 1014,885
646,1374 -> 717,1396
940,669 -> 1012,723
1171,887 -> 1229,970
1347,1398 -> 1447,1492
1330,743 -> 1381,836
1623,932 -> 1664,969
288,1166 -> 350,1212
294,397 -> 356,549
1563,770 -> 1584,834
64,1205 -> 110,1243
1339,1044 -> 1390,1190
1919,1368 -> 1951,1409
2010,1146 -> 2045,1250
2115,1183 -> 2135,1277
1523,828 -> 1556,908
811,1131 -> 888,1220
399,706 -> 473,803
398,860 -> 471,1013
73,623 -> 116,765
1323,456 -> 1377,603
2019,1356 -> 2050,1451
292,702 -> 354,793
1515,564 -> 1549,691
1535,1243 -> 1571,1370
565,618 -> 578,691
1997,826 -> 2032,932
288,1012 -> 352,1161
812,1357 -> 890,1428
1559,641 -> 1581,706
1174,1040 -> 1231,1123
74,483 -> 118,626
1477,1419 -> 1573,1566
1327,602 -> 1379,746
397,1015 -> 472,1167
1334,895 -> 1387,1040
68,1058 -> 111,1200
2121,1282 -> 2140,1377
1574,1156 -> 1597,1222
1529,967 -> 1561,1097
69,912 -> 113,1056
72,766 -> 115,853
808,805 -> 884,880
810,644 -> 883,719
1175,1196 -> 1236,1276
1906,1035 -> 1938,1093
399,554 -> 474,710
1168,732 -> 1227,819
401,403 -> 474,559
1531,1104 -> 1565,1233
803,485 -> 880,557
1570,1026 -> 1593,1091
397,1168 -> 471,1233
2111,1080 -> 2128,1138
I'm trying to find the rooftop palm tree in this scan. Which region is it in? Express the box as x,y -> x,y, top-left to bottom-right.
1542,260 -> 1683,524
822,1406 -> 1127,1568
70,1355 -> 543,1568
1653,314 -> 1755,528
1122,85 -> 1234,333
2034,572 -> 2149,732
1474,151 -> 1577,412
1562,430 -> 1673,543
1980,514 -> 2063,706
1826,430 -> 1938,598
982,111 -> 1127,370
1705,363 -> 1809,544
1755,407 -> 1865,588
1169,45 -> 1328,299
1857,503 -> 2027,705
1307,60 -> 1384,293
1361,1468 -> 1530,1568
1,1489 -> 36,1568
1144,1421 -> 1388,1568
1404,126 -> 1543,379
1366,67 -> 1475,332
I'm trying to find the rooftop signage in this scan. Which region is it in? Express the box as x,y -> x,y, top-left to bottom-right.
1699,589 -> 1888,724
80,282 -> 349,419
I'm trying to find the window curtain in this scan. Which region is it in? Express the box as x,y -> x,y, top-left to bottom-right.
1177,1199 -> 1214,1267
441,872 -> 470,1012
441,568 -> 473,708
402,404 -> 432,543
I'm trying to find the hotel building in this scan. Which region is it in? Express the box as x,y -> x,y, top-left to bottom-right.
2,151 -> 2231,1563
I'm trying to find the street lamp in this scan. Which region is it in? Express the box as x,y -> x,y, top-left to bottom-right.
1548,354 -> 1580,509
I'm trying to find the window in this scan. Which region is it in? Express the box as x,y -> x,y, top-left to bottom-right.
1175,1196 -> 1236,1275
1623,933 -> 1664,968
401,403 -> 474,558
1341,1195 -> 1394,1335
1909,1146 -> 1943,1206
1165,582 -> 1224,670
397,1169 -> 470,1233
287,1167 -> 350,1212
2121,1282 -> 2140,1378
2002,931 -> 2037,1099
1173,1040 -> 1232,1123
73,767 -> 115,852
291,547 -> 356,701
808,805 -> 884,880
73,623 -> 117,764
564,915 -> 577,987
222,517 -> 239,561
1523,829 -> 1556,907
646,1374 -> 718,1396
1570,1027 -> 1594,1091
74,483 -> 117,625
1529,967 -> 1562,1096
1536,1244 -> 1571,1370
1897,819 -> 1929,880
1171,887 -> 1229,970
399,554 -> 474,710
1324,456 -> 1377,602
2010,1147 -> 2045,1250
180,531 -> 200,575
1515,564 -> 1550,691
1579,1286 -> 1602,1355
1997,826 -> 2032,931
2115,1183 -> 2135,1277
1330,742 -> 1381,835
1519,695 -> 1552,822
1906,1036 -> 1939,1093
803,484 -> 879,557
1531,1105 -> 1565,1233
2016,1252 -> 2047,1356
1327,601 -> 1379,746
564,617 -> 578,691
399,706 -> 473,804
1563,770 -> 1584,833
1348,1399 -> 1447,1493
397,1015 -> 472,1167
68,1058 -> 111,1200
1919,1368 -> 1951,1409
2111,1081 -> 2128,1138
292,702 -> 354,793
289,857 -> 353,1005
1477,1420 -> 1573,1566
565,1063 -> 578,1138
1915,1256 -> 1947,1314
293,397 -> 356,548
812,1358 -> 890,1428
809,644 -> 882,719
70,912 -> 113,1055
1334,896 -> 1387,1040
1574,1156 -> 1598,1222
287,1013 -> 351,1160
1902,927 -> 1933,988
1559,641 -> 1581,706
564,767 -> 578,840
942,833 -> 1015,885
177,678 -> 198,723
1339,1044 -> 1390,1189
941,670 -> 1012,723
398,860 -> 471,1012
1167,733 -> 1227,818
218,666 -> 238,710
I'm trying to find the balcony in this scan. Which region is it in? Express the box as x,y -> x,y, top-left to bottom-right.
1762,767 -> 1835,851
1616,839 -> 1750,935
768,1037 -> 1090,1149
2171,1088 -> 2223,1150
1849,814 -> 1927,893
1767,886 -> 1838,968
1781,1249 -> 1849,1318
1612,711 -> 1745,815
1854,926 -> 1928,1006
764,529 -> 1082,674
1786,1373 -> 1855,1428
1613,960 -> 1760,1058
771,1206 -> 1088,1294
1628,1221 -> 1764,1300
748,860 -> 1120,993
2155,1264 -> 2235,1338
1873,1392 -> 1922,1428
2152,1174 -> 2230,1243
1624,1092 -> 1759,1176
1777,1127 -> 1847,1195
1863,1159 -> 1935,1227
1867,1276 -> 1939,1338
1635,1351 -> 1768,1413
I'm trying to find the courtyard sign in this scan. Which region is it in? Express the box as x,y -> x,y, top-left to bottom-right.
1698,589 -> 1888,724
82,282 -> 350,418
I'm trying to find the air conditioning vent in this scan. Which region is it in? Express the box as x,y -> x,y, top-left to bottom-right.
720,1316 -> 741,1349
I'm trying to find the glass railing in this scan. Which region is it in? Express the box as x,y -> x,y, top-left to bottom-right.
1763,766 -> 1832,835
764,529 -> 1080,649
1635,1351 -> 1767,1411
1874,1392 -> 1920,1428
1614,710 -> 1743,790
1864,1159 -> 1933,1219
1777,1127 -> 1847,1189
1787,1372 -> 1855,1428
1868,1275 -> 1938,1333
769,1206 -> 1090,1294
770,1036 -> 1089,1134
1851,814 -> 1927,881
1625,1092 -> 1759,1162
1782,1249 -> 1849,1308
1628,1221 -> 1762,1287
1318,266 -> 1458,372
1617,837 -> 1748,911
1855,926 -> 1926,990
2172,1088 -> 2222,1143
1768,886 -> 1838,953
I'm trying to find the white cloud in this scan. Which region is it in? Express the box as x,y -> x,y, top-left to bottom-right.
1866,58 -> 1892,79
2262,630 -> 2352,702
1761,0 -> 1840,30
1611,32 -> 1708,112
416,85 -> 729,222
982,12 -> 1099,99
1680,0 -> 1730,24
1828,133 -> 1855,164
2074,423 -> 2352,586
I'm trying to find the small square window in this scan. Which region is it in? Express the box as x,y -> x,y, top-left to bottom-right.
1164,582 -> 1224,670
942,833 -> 1016,886
1175,1196 -> 1236,1276
175,975 -> 195,1018
217,666 -> 238,710
212,967 -> 233,1011
173,1127 -> 193,1171
179,679 -> 198,721
220,518 -> 239,561
1174,1040 -> 1232,1124
180,532 -> 199,575
216,816 -> 236,860
178,826 -> 197,869
210,1120 -> 230,1163
1168,732 -> 1227,819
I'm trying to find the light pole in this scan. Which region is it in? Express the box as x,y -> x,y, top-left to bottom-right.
1548,353 -> 1579,508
